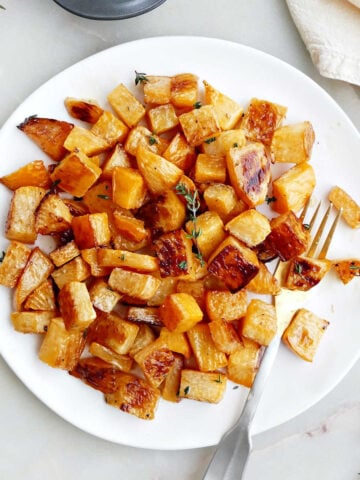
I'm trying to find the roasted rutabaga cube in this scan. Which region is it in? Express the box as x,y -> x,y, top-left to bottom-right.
147,103 -> 179,134
49,240 -> 80,267
124,125 -> 168,156
158,327 -> 191,359
51,256 -> 91,289
205,289 -> 248,322
208,319 -> 243,355
11,310 -> 55,334
161,354 -> 184,402
194,153 -> 226,184
271,162 -> 316,214
102,143 -> 132,179
171,73 -> 199,108
139,190 -> 186,237
179,105 -> 221,147
63,125 -> 109,156
35,194 -> 73,235
134,338 -> 176,388
153,229 -> 194,278
88,311 -> 139,355
64,97 -> 103,124
107,83 -> 146,128
72,213 -> 111,249
58,281 -> 96,332
108,268 -> 161,301
203,183 -> 240,222
17,116 -> 74,162
227,337 -> 262,388
39,317 -> 86,370
246,261 -> 280,295
271,121 -> 315,164
160,292 -> 203,333
207,236 -> 259,291
226,143 -> 271,208
203,80 -> 243,130
105,372 -> 160,420
328,185 -> 360,229
162,132 -> 196,173
285,256 -> 332,291
0,241 -> 31,288
112,166 -> 147,210
14,247 -> 54,310
88,279 -> 121,313
5,186 -> 46,243
89,342 -> 133,372
186,211 -> 226,260
332,259 -> 360,284
91,111 -> 129,148
70,357 -> 123,393
143,75 -> 171,105
24,279 -> 56,311
187,323 -> 227,372
266,210 -> 310,261
179,369 -> 227,403
225,209 -> 271,247
241,98 -> 287,146
97,248 -> 159,273
136,145 -> 183,195
50,150 -> 102,197
282,308 -> 329,362
240,299 -> 277,346
0,160 -> 51,190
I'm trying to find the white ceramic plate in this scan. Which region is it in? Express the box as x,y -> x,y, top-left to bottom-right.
0,37 -> 359,450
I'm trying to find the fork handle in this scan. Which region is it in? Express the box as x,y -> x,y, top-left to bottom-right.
202,335 -> 282,480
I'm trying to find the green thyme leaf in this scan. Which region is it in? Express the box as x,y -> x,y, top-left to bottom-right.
265,195 -> 277,204
303,223 -> 310,230
178,260 -> 187,270
135,71 -> 148,85
214,374 -> 222,383
97,194 -> 110,200
193,101 -> 202,109
204,136 -> 216,144
294,262 -> 303,275
0,251 -> 5,263
149,134 -> 157,145
184,386 -> 190,395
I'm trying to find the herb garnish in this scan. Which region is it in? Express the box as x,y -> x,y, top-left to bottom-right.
294,262 -> 303,275
214,374 -> 222,383
233,142 -> 239,148
135,71 -> 149,85
178,260 -> 187,270
303,223 -> 310,230
149,134 -> 157,145
184,386 -> 190,395
349,265 -> 360,271
204,136 -> 216,144
193,101 -> 202,109
0,251 -> 5,263
97,194 -> 110,200
175,183 -> 205,266
265,195 -> 276,204
119,254 -> 126,261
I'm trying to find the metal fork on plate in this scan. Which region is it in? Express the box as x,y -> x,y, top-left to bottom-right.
202,201 -> 342,480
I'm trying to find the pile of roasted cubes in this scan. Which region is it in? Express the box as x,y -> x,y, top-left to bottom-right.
0,72 -> 359,420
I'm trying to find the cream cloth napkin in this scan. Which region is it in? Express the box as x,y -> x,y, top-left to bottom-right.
286,0 -> 360,86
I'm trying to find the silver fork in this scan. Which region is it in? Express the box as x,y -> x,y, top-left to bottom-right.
202,202 -> 342,480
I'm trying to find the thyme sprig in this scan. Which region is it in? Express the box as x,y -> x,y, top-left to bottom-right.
135,71 -> 149,85
175,182 -> 205,267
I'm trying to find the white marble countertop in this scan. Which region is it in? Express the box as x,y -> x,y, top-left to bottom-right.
0,1 -> 359,479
